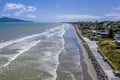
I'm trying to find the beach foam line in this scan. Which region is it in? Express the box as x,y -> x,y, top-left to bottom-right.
52,47 -> 65,80
54,28 -> 66,80
44,25 -> 67,80
0,33 -> 43,49
2,40 -> 41,67
1,24 -> 68,67
0,24 -> 67,49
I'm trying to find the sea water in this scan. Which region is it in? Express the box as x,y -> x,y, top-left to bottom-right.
0,22 -> 83,80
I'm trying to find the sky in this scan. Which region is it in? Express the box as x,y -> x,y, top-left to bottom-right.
1,0 -> 120,22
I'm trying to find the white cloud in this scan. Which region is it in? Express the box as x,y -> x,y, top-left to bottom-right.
105,13 -> 120,17
105,5 -> 120,20
22,6 -> 36,12
56,14 -> 103,20
26,14 -> 36,18
4,3 -> 24,11
112,6 -> 120,10
27,6 -> 36,12
15,9 -> 24,16
4,3 -> 36,12
3,3 -> 37,18
105,12 -> 120,20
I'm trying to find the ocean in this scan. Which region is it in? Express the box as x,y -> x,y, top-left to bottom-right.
0,22 -> 91,80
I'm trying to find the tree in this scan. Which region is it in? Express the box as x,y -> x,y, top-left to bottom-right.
108,26 -> 114,38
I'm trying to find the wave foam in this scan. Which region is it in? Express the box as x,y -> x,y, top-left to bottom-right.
0,24 -> 69,50
0,24 -> 71,80
3,40 -> 41,67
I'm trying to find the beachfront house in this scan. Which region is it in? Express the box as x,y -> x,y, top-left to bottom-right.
90,30 -> 98,39
91,30 -> 109,39
99,32 -> 109,38
114,35 -> 120,47
113,70 -> 120,76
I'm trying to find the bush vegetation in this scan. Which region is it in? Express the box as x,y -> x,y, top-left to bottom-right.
97,39 -> 120,73
81,30 -> 91,39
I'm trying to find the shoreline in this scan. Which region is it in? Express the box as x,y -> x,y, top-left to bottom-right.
73,25 -> 97,80
73,25 -> 107,80
56,26 -> 82,80
73,24 -> 120,80
56,25 -> 94,80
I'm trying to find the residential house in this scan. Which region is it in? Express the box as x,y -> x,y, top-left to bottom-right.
114,35 -> 120,47
91,30 -> 109,39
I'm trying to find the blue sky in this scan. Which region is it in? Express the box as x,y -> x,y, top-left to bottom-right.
0,0 -> 120,22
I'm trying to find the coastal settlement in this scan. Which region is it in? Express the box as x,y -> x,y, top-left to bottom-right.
71,21 -> 120,80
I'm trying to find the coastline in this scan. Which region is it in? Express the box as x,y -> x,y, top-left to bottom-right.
73,24 -> 120,80
56,25 -> 94,80
73,25 -> 107,80
73,25 -> 97,80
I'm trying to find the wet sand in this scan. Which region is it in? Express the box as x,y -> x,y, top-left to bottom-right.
74,26 -> 98,80
75,33 -> 98,80
56,25 -> 97,80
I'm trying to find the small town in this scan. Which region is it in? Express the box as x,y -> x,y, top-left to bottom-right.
72,21 -> 120,80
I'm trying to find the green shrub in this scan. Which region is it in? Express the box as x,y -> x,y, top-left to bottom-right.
84,33 -> 91,38
114,49 -> 120,54
97,39 -> 120,74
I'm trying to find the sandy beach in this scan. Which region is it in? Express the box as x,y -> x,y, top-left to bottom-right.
73,26 -> 98,80
56,25 -> 97,80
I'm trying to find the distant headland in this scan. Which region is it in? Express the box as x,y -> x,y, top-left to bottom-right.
0,17 -> 32,22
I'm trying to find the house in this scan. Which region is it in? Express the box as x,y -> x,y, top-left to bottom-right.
98,32 -> 109,38
91,30 -> 109,39
113,70 -> 120,76
114,35 -> 120,47
91,30 -> 98,39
